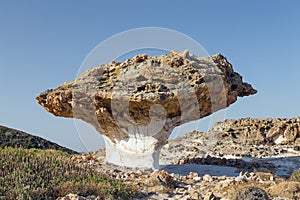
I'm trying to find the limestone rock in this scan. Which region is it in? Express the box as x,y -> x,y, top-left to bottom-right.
36,50 -> 256,169
211,117 -> 300,145
147,170 -> 176,188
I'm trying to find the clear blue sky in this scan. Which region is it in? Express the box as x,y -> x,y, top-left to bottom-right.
0,1 -> 299,152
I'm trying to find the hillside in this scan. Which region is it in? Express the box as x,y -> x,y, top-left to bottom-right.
0,125 -> 76,154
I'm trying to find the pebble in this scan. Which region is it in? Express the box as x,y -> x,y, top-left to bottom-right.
203,174 -> 213,182
193,176 -> 202,182
188,172 -> 199,179
175,188 -> 186,194
190,191 -> 199,199
204,191 -> 216,200
217,179 -> 233,188
235,174 -> 247,183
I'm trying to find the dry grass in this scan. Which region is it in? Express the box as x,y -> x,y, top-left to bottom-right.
268,181 -> 300,199
0,147 -> 136,200
229,185 -> 270,200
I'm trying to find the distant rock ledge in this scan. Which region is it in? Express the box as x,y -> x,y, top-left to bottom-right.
211,117 -> 300,145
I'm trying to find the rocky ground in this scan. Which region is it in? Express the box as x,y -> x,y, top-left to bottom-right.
65,118 -> 300,200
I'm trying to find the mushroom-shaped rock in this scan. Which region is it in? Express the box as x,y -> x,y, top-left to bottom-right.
36,50 -> 257,169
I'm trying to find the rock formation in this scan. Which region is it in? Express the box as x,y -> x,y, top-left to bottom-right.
36,50 -> 256,169
211,117 -> 300,145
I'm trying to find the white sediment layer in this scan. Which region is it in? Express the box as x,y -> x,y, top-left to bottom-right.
103,135 -> 161,169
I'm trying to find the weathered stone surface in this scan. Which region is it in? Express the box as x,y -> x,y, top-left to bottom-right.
211,117 -> 300,145
36,50 -> 256,169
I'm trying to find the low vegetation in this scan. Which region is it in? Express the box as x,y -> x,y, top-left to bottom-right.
0,147 -> 136,199
230,185 -> 270,200
268,181 -> 300,199
289,168 -> 300,182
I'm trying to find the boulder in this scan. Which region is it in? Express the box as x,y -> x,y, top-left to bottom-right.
36,50 -> 256,169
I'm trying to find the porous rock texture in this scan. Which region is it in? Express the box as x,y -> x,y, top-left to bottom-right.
36,50 -> 256,169
211,117 -> 300,145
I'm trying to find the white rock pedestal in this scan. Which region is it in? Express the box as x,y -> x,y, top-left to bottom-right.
103,136 -> 162,169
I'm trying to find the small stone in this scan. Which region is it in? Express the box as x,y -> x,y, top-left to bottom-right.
203,174 -> 213,182
148,170 -> 176,187
173,160 -> 180,164
179,159 -> 187,164
181,196 -> 189,200
182,49 -> 189,59
181,176 -> 187,181
217,179 -> 233,188
204,191 -> 216,200
132,54 -> 148,62
57,194 -> 86,200
193,176 -> 201,182
188,172 -> 198,179
235,175 -> 247,183
115,174 -> 121,179
185,185 -> 192,191
249,172 -> 255,177
189,190 -> 199,199
176,188 -> 186,194
219,175 -> 227,180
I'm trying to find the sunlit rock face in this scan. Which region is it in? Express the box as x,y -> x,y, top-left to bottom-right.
36,50 -> 257,169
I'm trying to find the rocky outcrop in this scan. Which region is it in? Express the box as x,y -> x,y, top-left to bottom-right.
79,126 -> 300,200
211,117 -> 300,145
74,117 -> 300,199
159,118 -> 300,170
36,50 -> 256,169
